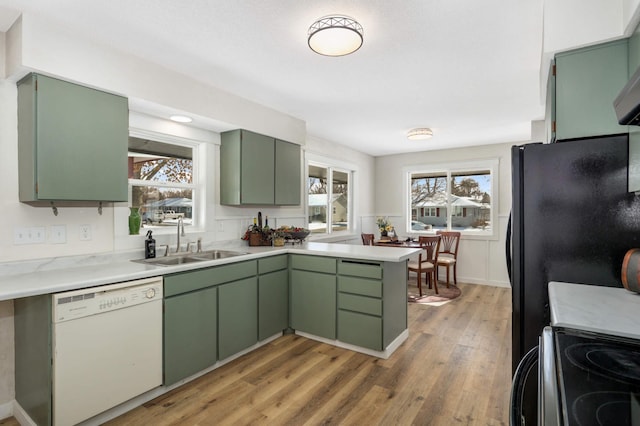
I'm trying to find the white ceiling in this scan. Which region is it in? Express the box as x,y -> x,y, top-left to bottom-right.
0,0 -> 546,156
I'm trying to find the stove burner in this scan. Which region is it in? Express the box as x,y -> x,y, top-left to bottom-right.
565,343 -> 640,385
572,391 -> 640,426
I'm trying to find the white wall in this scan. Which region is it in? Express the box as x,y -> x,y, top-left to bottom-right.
374,142 -> 514,288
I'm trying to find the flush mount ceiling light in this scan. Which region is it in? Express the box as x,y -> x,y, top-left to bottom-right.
308,15 -> 363,56
170,115 -> 193,123
407,128 -> 434,140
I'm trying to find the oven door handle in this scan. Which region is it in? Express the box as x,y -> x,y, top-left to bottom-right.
510,345 -> 539,426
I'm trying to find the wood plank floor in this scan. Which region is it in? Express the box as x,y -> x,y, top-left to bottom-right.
106,282 -> 511,426
1,282 -> 511,426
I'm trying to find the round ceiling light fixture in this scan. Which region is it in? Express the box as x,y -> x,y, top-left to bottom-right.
308,15 -> 363,56
407,128 -> 434,140
170,115 -> 193,123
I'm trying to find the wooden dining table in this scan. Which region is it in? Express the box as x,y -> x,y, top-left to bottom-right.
373,239 -> 422,248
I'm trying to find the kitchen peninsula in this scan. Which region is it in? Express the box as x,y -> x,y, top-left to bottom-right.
2,242 -> 419,426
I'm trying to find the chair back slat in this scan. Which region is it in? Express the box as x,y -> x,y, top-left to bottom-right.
436,231 -> 460,256
361,233 -> 375,246
418,236 -> 440,264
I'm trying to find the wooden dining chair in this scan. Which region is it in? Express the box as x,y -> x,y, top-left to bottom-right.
407,235 -> 440,296
361,233 -> 375,246
436,231 -> 461,288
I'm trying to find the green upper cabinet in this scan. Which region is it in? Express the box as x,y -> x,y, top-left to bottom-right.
628,28 -> 640,76
220,129 -> 301,206
17,73 -> 129,202
274,139 -> 301,205
554,39 -> 629,141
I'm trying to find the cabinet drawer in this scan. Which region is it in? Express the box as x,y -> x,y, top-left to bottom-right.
338,276 -> 382,298
338,310 -> 382,351
258,254 -> 288,274
164,260 -> 257,296
338,259 -> 382,279
290,255 -> 336,274
338,293 -> 382,316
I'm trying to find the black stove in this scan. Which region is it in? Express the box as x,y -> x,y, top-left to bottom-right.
554,328 -> 640,425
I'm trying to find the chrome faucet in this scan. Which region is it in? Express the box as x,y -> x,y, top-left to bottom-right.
176,217 -> 185,253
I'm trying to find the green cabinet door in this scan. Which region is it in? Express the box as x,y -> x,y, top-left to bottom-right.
163,286 -> 217,386
555,40 -> 629,140
17,73 -> 128,202
338,310 -> 383,350
290,269 -> 336,339
274,139 -> 301,205
218,276 -> 258,360
628,28 -> 640,76
258,269 -> 289,340
220,129 -> 274,205
240,131 -> 275,204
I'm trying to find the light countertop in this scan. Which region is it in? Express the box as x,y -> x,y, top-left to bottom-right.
549,281 -> 640,340
0,242 -> 420,301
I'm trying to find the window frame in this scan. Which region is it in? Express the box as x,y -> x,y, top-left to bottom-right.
403,158 -> 499,240
306,153 -> 356,237
128,128 -> 202,234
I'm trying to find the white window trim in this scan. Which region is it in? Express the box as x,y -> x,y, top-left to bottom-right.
403,158 -> 499,241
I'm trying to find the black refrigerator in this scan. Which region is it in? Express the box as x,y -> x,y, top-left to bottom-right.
508,133 -> 640,372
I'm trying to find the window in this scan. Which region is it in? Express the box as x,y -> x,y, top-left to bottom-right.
407,160 -> 496,237
128,136 -> 197,231
308,164 -> 351,234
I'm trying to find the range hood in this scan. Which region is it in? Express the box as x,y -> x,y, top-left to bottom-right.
614,66 -> 640,125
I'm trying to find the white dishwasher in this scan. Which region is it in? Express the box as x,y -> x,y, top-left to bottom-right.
52,276 -> 163,426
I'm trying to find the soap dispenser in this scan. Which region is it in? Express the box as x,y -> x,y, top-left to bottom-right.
145,230 -> 156,259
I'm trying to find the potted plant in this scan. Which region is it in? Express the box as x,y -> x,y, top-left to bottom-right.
376,217 -> 392,238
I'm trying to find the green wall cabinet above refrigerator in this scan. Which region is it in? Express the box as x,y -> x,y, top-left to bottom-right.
220,129 -> 301,206
17,73 -> 129,203
553,39 -> 629,141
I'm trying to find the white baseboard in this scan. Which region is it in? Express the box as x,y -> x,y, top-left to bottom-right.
0,401 -> 12,422
10,401 -> 37,426
294,329 -> 409,359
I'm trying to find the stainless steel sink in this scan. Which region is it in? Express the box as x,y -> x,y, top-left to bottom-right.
132,249 -> 248,266
189,250 -> 249,261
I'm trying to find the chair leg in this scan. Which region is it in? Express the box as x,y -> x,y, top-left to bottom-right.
453,264 -> 457,286
445,266 -> 450,288
432,271 -> 439,294
417,271 -> 422,297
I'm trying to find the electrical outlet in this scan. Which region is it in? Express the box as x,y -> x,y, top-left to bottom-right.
50,225 -> 67,244
79,224 -> 92,241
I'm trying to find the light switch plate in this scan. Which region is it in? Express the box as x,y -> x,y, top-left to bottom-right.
50,225 -> 67,244
13,227 -> 30,245
32,227 -> 46,243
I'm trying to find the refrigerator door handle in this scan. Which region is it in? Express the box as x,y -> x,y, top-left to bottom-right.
506,212 -> 512,285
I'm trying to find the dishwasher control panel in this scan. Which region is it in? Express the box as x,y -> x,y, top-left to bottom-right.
53,276 -> 163,323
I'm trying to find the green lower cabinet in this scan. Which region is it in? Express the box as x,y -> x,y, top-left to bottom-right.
258,269 -> 289,340
338,310 -> 383,350
218,277 -> 258,360
163,286 -> 217,386
290,269 -> 336,339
